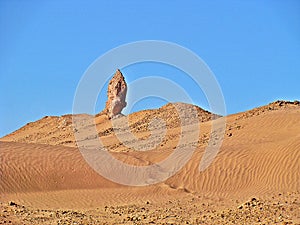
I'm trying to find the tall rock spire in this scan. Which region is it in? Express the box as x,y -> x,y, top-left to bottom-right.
104,69 -> 127,118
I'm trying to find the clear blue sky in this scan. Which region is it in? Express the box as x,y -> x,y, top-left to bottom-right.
1,0 -> 299,137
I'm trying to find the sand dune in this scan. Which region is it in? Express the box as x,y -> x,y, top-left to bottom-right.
0,101 -> 299,224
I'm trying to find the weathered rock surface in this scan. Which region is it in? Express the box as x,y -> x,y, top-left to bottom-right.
104,69 -> 127,118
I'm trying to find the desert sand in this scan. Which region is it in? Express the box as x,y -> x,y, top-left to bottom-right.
0,100 -> 299,224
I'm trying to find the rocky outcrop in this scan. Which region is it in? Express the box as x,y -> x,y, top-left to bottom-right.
104,69 -> 127,118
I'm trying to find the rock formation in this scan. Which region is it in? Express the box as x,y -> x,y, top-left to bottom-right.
104,69 -> 127,118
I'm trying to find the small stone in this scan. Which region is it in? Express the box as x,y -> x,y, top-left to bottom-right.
8,201 -> 17,207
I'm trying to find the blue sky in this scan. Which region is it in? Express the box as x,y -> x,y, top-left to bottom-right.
0,0 -> 299,137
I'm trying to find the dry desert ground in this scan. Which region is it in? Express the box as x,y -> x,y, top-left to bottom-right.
0,100 -> 299,224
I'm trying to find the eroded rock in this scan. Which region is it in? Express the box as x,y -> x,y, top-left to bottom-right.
104,69 -> 127,118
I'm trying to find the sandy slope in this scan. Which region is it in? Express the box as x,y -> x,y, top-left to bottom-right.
0,101 -> 300,224
0,103 -> 215,148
